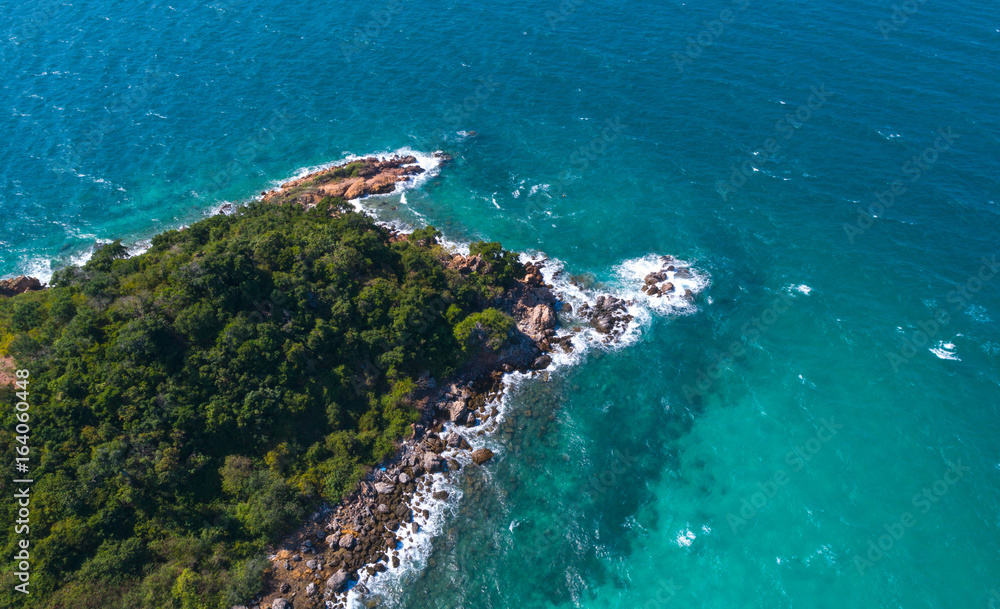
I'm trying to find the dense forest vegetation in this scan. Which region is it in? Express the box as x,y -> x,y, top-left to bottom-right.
0,199 -> 523,608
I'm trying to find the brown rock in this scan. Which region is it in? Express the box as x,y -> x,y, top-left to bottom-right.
0,276 -> 43,298
422,452 -> 444,473
520,304 -> 556,339
644,271 -> 666,285
532,354 -> 552,370
343,179 -> 368,199
471,448 -> 495,465
442,399 -> 469,423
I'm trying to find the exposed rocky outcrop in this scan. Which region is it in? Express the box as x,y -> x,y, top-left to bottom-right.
640,256 -> 694,301
471,448 -> 495,465
326,569 -> 348,593
577,295 -> 633,341
260,155 -> 429,208
0,275 -> 43,298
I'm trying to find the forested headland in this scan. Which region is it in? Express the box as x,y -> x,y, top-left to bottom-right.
0,197 -> 524,609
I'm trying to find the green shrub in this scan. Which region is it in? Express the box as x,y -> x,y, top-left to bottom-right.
454,308 -> 515,352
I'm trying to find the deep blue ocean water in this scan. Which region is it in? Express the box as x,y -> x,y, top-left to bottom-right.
3,1 -> 1000,607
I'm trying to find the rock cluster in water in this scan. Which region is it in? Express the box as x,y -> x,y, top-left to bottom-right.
260,154 -> 451,208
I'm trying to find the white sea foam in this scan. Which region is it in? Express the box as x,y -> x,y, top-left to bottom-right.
930,341 -> 960,361
344,466 -> 464,608
675,528 -> 696,547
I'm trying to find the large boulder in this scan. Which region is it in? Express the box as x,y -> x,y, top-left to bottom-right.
374,482 -> 395,494
0,276 -> 42,298
532,355 -> 552,370
422,452 -> 444,473
520,304 -> 556,339
338,534 -> 356,549
344,179 -> 368,199
441,399 -> 469,423
306,582 -> 317,597
471,448 -> 495,465
271,600 -> 291,609
592,314 -> 615,334
644,271 -> 667,285
326,569 -> 349,592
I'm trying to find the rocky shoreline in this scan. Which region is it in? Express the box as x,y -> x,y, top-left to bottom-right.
247,254 -> 562,609
239,157 -> 695,609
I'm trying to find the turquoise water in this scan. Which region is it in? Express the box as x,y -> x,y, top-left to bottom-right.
4,0 -> 1000,607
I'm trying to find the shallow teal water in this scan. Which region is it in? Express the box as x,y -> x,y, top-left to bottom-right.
3,0 -> 1000,607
